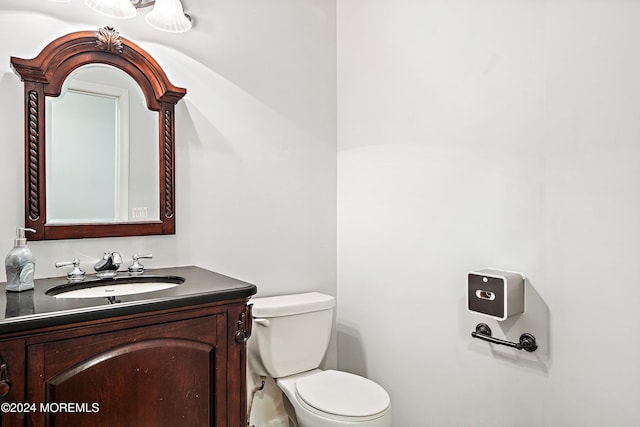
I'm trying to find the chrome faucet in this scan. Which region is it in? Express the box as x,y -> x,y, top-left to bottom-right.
94,252 -> 122,277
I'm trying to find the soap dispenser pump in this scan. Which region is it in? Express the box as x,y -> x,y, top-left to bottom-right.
5,227 -> 36,292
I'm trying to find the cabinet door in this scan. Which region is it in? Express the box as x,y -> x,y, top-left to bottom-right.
26,314 -> 227,427
0,339 -> 26,427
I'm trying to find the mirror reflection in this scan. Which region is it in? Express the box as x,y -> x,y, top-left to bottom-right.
45,65 -> 159,224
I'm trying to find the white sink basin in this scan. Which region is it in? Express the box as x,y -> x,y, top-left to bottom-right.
46,275 -> 184,300
51,282 -> 179,299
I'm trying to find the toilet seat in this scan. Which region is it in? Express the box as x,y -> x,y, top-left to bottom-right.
294,370 -> 390,421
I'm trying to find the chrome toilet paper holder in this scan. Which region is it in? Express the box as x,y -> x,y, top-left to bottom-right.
471,323 -> 538,352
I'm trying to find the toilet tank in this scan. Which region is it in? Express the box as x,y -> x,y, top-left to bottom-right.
249,292 -> 335,378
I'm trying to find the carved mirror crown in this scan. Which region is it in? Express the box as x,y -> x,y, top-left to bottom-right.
10,27 -> 186,240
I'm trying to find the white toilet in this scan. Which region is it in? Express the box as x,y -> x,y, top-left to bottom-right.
249,292 -> 392,427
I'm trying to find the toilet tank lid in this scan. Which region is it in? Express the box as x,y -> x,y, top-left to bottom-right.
251,292 -> 335,318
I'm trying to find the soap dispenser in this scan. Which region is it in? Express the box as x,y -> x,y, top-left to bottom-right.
5,227 -> 36,292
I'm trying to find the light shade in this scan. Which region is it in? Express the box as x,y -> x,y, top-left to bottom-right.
84,0 -> 136,18
145,0 -> 192,33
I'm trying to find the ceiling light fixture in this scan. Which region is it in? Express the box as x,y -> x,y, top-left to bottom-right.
82,0 -> 192,33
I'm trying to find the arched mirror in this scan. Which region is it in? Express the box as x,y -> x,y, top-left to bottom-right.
10,27 -> 186,240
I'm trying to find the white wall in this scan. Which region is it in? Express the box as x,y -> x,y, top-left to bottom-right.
338,1 -> 640,426
0,2 -> 336,425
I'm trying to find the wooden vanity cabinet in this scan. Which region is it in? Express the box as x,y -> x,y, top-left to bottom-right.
0,299 -> 252,427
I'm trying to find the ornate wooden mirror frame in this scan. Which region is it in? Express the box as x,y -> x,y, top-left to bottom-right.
10,27 -> 186,240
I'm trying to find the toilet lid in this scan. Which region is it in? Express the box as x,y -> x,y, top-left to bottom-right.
295,370 -> 390,417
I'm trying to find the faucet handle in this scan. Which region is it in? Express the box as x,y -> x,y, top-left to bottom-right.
128,254 -> 153,274
55,258 -> 86,282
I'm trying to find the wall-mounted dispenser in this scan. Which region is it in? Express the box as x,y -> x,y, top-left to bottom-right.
467,269 -> 525,321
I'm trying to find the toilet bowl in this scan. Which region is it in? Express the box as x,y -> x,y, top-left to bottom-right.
249,292 -> 392,427
277,369 -> 391,427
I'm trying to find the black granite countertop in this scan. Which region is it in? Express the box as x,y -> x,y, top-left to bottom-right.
0,265 -> 257,335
